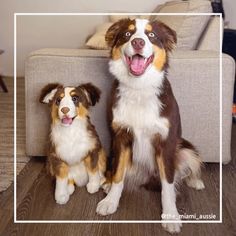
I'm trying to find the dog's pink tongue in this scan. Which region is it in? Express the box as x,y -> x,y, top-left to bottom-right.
130,55 -> 145,75
62,117 -> 73,125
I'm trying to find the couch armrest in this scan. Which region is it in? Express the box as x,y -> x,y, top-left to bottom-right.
25,48 -> 235,163
169,50 -> 235,163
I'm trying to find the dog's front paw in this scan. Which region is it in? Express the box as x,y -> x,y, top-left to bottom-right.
162,222 -> 182,234
55,192 -> 70,204
86,182 -> 100,194
96,197 -> 118,216
161,211 -> 182,233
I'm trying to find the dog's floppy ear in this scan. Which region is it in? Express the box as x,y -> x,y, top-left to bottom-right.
39,83 -> 62,104
79,83 -> 101,106
151,20 -> 177,51
105,18 -> 131,47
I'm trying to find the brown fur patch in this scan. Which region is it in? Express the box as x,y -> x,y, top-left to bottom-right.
112,147 -> 131,183
77,104 -> 88,118
39,83 -> 62,104
68,179 -> 74,185
145,24 -> 152,31
105,18 -> 136,48
153,45 -> 166,71
70,91 -> 77,96
128,24 -> 135,31
98,148 -> 107,174
57,162 -> 69,178
84,155 -> 98,173
51,103 -> 59,124
78,83 -> 101,106
111,46 -> 122,60
156,156 -> 166,180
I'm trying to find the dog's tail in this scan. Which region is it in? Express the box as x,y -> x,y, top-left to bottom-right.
176,138 -> 205,190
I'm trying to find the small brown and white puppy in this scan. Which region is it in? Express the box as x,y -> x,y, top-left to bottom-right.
40,83 -> 106,205
96,18 -> 205,233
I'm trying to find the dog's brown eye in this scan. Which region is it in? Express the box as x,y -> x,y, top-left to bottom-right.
148,32 -> 155,38
72,96 -> 79,103
125,31 -> 131,37
55,97 -> 61,105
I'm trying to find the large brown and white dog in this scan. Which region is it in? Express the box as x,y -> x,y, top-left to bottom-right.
96,18 -> 205,233
40,83 -> 106,204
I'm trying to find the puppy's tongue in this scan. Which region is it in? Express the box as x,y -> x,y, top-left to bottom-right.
62,117 -> 73,125
130,55 -> 146,76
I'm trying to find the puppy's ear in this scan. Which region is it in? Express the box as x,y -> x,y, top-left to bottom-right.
105,18 -> 131,47
151,20 -> 177,51
79,83 -> 101,106
39,83 -> 62,104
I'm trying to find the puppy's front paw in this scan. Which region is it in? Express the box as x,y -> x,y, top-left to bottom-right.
96,197 -> 118,216
55,193 -> 70,205
162,222 -> 182,234
86,182 -> 100,194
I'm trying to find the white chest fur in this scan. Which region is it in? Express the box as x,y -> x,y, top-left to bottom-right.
113,84 -> 169,139
113,83 -> 169,175
51,118 -> 96,165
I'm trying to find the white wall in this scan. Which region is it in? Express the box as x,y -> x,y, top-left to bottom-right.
1,0 -> 236,77
0,0 -> 168,77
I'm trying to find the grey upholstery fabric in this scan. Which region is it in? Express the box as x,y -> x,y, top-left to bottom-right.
25,48 -> 235,163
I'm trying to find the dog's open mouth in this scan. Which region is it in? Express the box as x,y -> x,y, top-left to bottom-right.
125,54 -> 154,76
61,116 -> 75,126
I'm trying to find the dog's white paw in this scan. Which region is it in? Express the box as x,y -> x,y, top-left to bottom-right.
55,193 -> 70,205
161,210 -> 182,233
68,184 -> 75,195
96,197 -> 118,216
86,182 -> 100,194
186,178 -> 205,190
162,222 -> 182,234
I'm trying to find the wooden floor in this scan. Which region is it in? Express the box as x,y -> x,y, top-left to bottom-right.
0,78 -> 236,235
0,77 -> 29,192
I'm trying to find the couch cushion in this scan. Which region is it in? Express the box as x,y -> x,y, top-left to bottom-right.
197,16 -> 221,51
151,0 -> 212,49
86,22 -> 113,50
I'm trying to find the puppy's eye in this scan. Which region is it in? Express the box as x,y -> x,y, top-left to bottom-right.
72,96 -> 79,103
125,31 -> 131,37
55,97 -> 61,106
148,32 -> 155,38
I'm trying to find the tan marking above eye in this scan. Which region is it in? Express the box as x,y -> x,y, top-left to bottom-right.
70,91 -> 77,96
145,24 -> 153,32
59,93 -> 65,98
128,24 -> 135,31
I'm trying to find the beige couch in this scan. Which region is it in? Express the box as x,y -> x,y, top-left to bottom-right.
25,1 -> 235,163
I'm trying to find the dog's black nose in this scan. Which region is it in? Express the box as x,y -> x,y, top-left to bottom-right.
131,38 -> 145,50
61,107 -> 70,114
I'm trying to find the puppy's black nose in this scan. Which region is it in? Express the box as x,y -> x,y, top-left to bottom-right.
131,38 -> 145,50
61,107 -> 70,114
